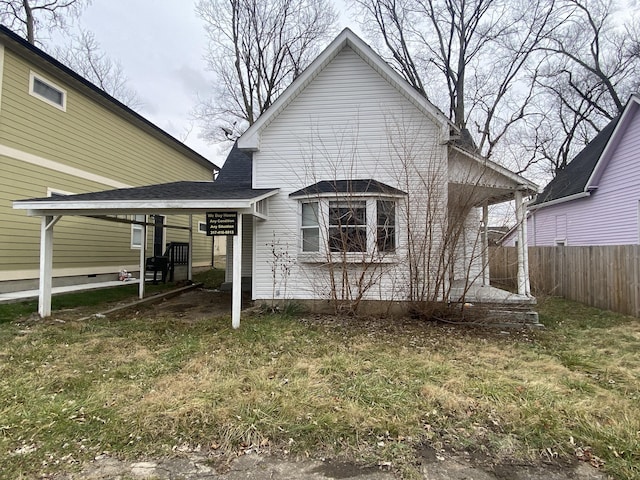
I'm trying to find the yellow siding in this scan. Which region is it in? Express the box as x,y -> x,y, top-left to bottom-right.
0,45 -> 214,281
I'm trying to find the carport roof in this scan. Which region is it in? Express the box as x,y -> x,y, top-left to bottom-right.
13,180 -> 278,216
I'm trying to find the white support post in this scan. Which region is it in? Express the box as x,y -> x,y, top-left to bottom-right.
482,202 -> 489,286
138,218 -> 146,299
515,190 -> 526,296
38,215 -> 59,318
188,214 -> 193,281
522,197 -> 531,296
232,213 -> 243,329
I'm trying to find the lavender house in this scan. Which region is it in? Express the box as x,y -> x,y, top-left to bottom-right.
503,94 -> 640,247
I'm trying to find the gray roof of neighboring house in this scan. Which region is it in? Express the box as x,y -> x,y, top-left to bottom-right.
530,117 -> 619,206
289,179 -> 407,197
0,25 -> 218,172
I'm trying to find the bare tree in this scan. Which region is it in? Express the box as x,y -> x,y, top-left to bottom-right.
195,0 -> 338,142
351,0 -> 560,159
0,0 -> 90,44
531,0 -> 640,171
52,29 -> 141,109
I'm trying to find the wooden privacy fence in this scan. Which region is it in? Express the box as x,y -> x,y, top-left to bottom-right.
489,246 -> 640,317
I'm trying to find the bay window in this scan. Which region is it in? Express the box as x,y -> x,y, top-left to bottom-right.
299,198 -> 397,255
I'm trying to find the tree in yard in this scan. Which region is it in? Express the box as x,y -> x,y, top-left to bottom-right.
350,0 -> 560,159
0,0 -> 90,44
195,0 -> 338,142
528,0 -> 640,172
52,29 -> 141,109
351,0 -> 640,178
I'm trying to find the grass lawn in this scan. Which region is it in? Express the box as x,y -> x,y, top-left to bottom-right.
0,291 -> 638,479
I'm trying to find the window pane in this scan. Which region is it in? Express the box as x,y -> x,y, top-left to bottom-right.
302,202 -> 318,226
303,228 -> 319,252
34,78 -> 64,106
328,201 -> 367,252
329,201 -> 366,226
132,226 -> 142,248
377,200 -> 396,252
329,227 -> 367,252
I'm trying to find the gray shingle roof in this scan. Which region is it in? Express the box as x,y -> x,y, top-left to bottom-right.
289,179 -> 407,197
531,117 -> 619,206
215,143 -> 252,188
19,181 -> 275,203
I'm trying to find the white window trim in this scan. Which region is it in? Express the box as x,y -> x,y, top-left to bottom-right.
198,221 -> 207,234
298,196 -> 399,261
29,71 -> 67,111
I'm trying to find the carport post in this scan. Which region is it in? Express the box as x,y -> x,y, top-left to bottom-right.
232,213 -> 242,329
188,214 -> 193,281
38,215 -> 60,317
138,218 -> 146,299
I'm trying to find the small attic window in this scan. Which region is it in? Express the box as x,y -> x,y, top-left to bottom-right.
29,72 -> 66,111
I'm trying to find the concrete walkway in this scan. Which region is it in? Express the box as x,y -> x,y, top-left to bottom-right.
0,279 -> 140,304
67,451 -> 609,480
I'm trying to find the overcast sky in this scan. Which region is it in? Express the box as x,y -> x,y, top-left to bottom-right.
62,0 -> 357,167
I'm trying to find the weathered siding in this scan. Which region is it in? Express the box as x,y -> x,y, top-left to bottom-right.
524,106 -> 640,246
0,44 -> 214,285
251,46 -> 447,302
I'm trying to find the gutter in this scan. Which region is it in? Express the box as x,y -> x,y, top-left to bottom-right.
529,191 -> 591,210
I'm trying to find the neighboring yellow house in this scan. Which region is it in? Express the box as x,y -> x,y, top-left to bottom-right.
0,25 -> 218,293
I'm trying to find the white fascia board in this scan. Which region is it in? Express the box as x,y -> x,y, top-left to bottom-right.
585,94 -> 640,190
238,28 -> 453,151
14,190 -> 280,216
15,199 -> 256,214
249,189 -> 279,203
450,145 -> 539,193
528,191 -> 591,210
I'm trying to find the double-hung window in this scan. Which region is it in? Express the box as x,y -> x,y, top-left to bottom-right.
376,200 -> 396,253
301,202 -> 320,252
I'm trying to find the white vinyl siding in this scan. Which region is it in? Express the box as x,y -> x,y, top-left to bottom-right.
251,46 -> 447,301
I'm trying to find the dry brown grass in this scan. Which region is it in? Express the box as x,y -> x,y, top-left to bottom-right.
0,297 -> 638,479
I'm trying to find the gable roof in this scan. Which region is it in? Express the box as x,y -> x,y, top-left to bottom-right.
0,25 -> 218,172
530,117 -> 619,207
530,94 -> 640,209
237,28 -> 455,151
289,179 -> 407,198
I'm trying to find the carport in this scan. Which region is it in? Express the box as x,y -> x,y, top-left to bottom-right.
13,181 -> 278,328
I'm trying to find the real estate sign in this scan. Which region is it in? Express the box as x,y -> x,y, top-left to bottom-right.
206,212 -> 238,236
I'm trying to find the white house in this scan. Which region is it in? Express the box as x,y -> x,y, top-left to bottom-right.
219,28 -> 538,312
14,29 -> 538,326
